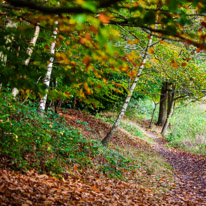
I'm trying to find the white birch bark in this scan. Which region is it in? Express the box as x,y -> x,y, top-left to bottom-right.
38,22 -> 58,113
24,24 -> 40,66
102,35 -> 153,146
12,24 -> 40,98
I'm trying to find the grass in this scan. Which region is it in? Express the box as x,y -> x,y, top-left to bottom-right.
95,110 -> 175,194
126,97 -> 159,121
166,103 -> 206,155
120,121 -> 144,138
113,145 -> 175,194
96,112 -> 155,144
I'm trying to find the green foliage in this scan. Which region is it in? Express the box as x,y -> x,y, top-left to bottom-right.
126,97 -> 159,120
97,148 -> 136,179
166,103 -> 206,155
120,122 -> 144,138
0,92 -> 135,177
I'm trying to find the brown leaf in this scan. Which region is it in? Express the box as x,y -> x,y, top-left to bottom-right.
90,186 -> 100,193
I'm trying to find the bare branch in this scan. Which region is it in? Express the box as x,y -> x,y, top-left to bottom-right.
4,0 -> 122,14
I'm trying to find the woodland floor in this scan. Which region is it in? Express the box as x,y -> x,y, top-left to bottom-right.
141,120 -> 206,205
0,109 -> 205,205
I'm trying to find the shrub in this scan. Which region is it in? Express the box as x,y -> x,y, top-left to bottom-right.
0,92 -> 135,177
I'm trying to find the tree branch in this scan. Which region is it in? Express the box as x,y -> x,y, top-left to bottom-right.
4,0 -> 122,14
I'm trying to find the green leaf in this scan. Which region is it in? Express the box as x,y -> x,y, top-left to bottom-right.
73,14 -> 87,24
82,2 -> 97,12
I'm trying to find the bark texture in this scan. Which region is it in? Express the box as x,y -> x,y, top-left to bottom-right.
156,82 -> 168,126
38,23 -> 58,113
12,24 -> 40,98
101,36 -> 153,146
161,84 -> 176,135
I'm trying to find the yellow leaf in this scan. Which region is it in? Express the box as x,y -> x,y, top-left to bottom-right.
134,38 -> 139,44
77,0 -> 84,5
148,48 -> 154,54
127,40 -> 133,45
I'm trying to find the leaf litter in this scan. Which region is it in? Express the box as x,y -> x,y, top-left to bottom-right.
0,109 -> 205,205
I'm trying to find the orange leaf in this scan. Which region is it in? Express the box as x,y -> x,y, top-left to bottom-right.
133,2 -> 139,6
82,56 -> 91,65
172,62 -> 179,68
181,62 -> 187,67
158,33 -> 163,37
148,48 -> 154,54
98,13 -> 110,24
90,186 -> 100,193
134,38 -> 139,44
125,4 -> 130,8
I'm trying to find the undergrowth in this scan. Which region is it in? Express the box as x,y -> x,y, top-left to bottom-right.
126,97 -> 159,120
0,92 -> 135,178
166,103 -> 206,155
95,113 -> 146,140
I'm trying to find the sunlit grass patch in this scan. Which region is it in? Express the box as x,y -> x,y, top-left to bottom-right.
166,103 -> 206,155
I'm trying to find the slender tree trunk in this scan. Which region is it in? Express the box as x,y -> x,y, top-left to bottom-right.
161,84 -> 176,135
156,81 -> 168,126
12,24 -> 40,98
149,101 -> 158,128
167,83 -> 173,116
24,24 -> 40,66
38,22 -> 58,114
72,94 -> 77,109
101,36 -> 153,146
54,78 -> 59,113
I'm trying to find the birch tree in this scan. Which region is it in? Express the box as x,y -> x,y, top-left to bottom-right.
11,24 -> 41,98
102,35 -> 154,146
38,22 -> 58,113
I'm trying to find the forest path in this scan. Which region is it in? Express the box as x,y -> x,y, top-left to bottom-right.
59,109 -> 206,205
140,123 -> 206,205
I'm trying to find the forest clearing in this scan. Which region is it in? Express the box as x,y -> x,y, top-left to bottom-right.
0,0 -> 206,205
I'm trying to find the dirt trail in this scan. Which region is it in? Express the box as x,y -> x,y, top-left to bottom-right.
61,110 -> 206,205
145,130 -> 206,205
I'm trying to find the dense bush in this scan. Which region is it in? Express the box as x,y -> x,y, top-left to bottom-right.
0,92 -> 134,177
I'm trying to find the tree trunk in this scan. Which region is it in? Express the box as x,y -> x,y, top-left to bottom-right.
12,24 -> 40,98
156,82 -> 168,126
38,22 -> 58,114
149,101 -> 158,128
72,94 -> 77,109
24,24 -> 40,66
101,36 -> 153,147
161,84 -> 175,135
54,78 -> 59,113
